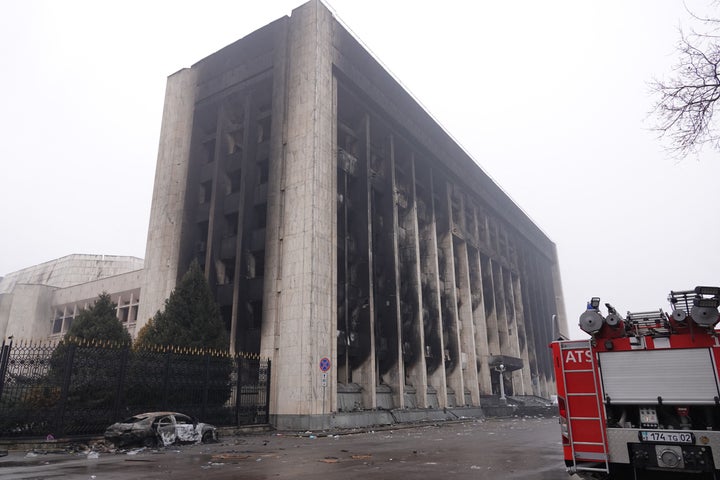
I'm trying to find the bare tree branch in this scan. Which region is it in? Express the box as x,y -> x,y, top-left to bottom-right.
651,6 -> 720,157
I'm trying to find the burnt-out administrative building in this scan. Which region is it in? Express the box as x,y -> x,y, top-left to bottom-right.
138,0 -> 567,429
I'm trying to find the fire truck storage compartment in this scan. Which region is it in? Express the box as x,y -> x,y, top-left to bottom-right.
599,348 -> 720,405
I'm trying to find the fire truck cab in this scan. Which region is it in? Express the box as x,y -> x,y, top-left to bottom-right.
552,286 -> 720,479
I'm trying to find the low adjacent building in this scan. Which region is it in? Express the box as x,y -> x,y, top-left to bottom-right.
0,254 -> 143,342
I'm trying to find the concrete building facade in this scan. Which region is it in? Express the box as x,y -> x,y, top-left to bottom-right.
139,1 -> 568,429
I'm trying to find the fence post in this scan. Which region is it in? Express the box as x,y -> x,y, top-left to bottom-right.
161,350 -> 171,410
234,355 -> 241,426
264,359 -> 271,424
0,339 -> 13,401
55,342 -> 76,436
201,353 -> 209,419
112,345 -> 130,422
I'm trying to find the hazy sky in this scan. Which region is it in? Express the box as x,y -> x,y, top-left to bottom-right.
2,1 -> 719,339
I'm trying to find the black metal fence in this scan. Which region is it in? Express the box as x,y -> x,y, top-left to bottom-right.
0,339 -> 270,438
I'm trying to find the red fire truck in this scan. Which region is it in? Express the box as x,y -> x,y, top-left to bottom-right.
551,286 -> 720,479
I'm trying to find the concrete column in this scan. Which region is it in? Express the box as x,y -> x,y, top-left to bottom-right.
359,113 -> 378,409
137,68 -> 198,334
517,250 -> 540,396
436,185 -> 463,407
388,135 -> 406,408
426,171 -> 448,407
405,154 -> 428,407
0,293 -> 11,340
468,247 -> 492,396
481,255 -> 500,361
203,105 -> 226,280
493,262 -> 510,360
4,285 -> 55,341
505,271 -> 525,395
230,99 -> 252,355
481,254 -> 502,397
528,255 -> 551,398
512,273 -> 533,396
550,243 -> 568,340
264,0 -> 336,429
454,239 -> 480,405
537,259 -> 557,396
260,17 -> 289,362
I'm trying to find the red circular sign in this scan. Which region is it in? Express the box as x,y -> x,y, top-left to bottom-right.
319,357 -> 331,372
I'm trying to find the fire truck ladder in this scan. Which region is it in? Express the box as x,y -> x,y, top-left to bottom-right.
560,342 -> 610,475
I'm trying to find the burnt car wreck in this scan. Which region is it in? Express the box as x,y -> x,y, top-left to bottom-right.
104,412 -> 217,447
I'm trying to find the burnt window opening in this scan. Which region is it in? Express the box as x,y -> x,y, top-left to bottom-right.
254,204 -> 267,229
225,129 -> 244,155
197,221 -> 209,252
257,160 -> 269,185
203,140 -> 216,164
226,169 -> 242,194
250,300 -> 263,330
498,226 -> 508,259
254,251 -> 265,277
478,210 -> 488,243
464,204 -> 474,236
451,195 -> 462,229
246,250 -> 265,279
257,115 -> 271,143
199,181 -> 212,204
488,218 -> 499,251
216,258 -> 235,285
225,213 -> 239,237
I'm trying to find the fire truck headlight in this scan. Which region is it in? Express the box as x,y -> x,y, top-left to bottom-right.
690,305 -> 720,327
579,310 -> 605,334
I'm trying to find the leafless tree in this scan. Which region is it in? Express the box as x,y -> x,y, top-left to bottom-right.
651,8 -> 720,157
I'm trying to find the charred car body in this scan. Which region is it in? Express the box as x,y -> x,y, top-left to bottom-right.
104,412 -> 217,447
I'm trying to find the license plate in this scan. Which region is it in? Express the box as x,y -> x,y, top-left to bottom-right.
639,431 -> 694,444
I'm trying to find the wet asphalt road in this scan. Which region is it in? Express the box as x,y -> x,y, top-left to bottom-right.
0,416 -> 578,480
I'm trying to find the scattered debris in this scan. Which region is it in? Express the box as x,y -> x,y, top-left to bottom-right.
351,454 -> 372,460
211,453 -> 251,461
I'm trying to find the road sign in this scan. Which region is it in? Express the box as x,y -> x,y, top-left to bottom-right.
321,372 -> 328,387
319,357 -> 331,372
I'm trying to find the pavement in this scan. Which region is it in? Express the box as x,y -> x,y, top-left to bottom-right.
0,415 -> 576,480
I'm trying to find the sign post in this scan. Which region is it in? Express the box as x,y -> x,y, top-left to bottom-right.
319,357 -> 331,416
